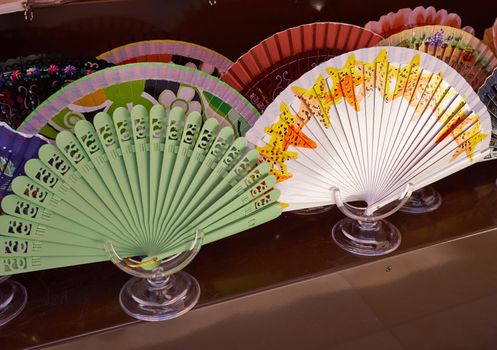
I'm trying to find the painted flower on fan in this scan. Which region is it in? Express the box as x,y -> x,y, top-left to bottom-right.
429,30 -> 444,48
158,85 -> 202,114
26,67 -> 41,78
47,64 -> 59,75
63,65 -> 77,76
10,70 -> 22,81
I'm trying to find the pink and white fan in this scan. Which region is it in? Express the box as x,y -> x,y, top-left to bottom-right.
365,6 -> 475,38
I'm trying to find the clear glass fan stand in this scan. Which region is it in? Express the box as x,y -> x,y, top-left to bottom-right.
104,229 -> 203,322
399,185 -> 441,214
331,184 -> 413,256
0,275 -> 27,327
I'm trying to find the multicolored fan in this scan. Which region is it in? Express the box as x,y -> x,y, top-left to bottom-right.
365,6 -> 475,38
97,40 -> 233,77
0,53 -> 113,129
18,63 -> 259,140
378,25 -> 497,90
245,46 -> 491,212
478,69 -> 497,157
0,123 -> 47,202
0,104 -> 282,275
221,22 -> 382,113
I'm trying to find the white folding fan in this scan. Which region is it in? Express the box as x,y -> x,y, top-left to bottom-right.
246,46 -> 491,256
0,104 -> 282,320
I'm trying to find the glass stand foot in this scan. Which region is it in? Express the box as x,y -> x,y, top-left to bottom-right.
0,277 -> 27,327
119,271 -> 200,322
400,186 -> 441,214
332,217 -> 401,256
291,205 -> 334,215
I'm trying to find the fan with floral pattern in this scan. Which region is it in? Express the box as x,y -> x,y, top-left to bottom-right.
365,6 -> 474,38
0,54 -> 113,129
378,25 -> 497,90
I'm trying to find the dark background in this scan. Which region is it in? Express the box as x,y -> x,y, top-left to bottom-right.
0,0 -> 496,62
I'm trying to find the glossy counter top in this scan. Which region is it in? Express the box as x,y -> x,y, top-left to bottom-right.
0,159 -> 496,349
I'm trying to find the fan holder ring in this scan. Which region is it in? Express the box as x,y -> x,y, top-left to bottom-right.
0,275 -> 27,327
104,229 -> 204,321
400,185 -> 442,214
331,184 -> 413,257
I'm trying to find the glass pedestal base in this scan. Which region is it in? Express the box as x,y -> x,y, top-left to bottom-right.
291,205 -> 333,216
119,271 -> 200,322
0,277 -> 27,327
332,217 -> 401,256
400,186 -> 441,214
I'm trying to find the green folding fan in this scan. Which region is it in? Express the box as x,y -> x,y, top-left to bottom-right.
0,104 -> 282,321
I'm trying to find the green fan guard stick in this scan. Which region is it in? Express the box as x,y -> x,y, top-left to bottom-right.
203,203 -> 283,244
148,104 -> 166,244
24,159 -> 126,240
130,105 -> 151,238
93,112 -> 146,238
161,117 -> 219,235
112,108 -> 148,246
163,136 -> 247,240
0,195 -> 131,252
163,126 -> 234,236
200,189 -> 281,234
0,255 -> 106,276
155,112 -> 202,244
11,176 -> 128,248
160,137 -> 249,247
75,120 -> 144,241
167,176 -> 278,249
165,142 -> 256,241
174,170 -> 274,239
151,107 -> 184,248
56,131 -> 141,248
0,215 -> 104,248
151,203 -> 283,262
154,110 -> 202,246
36,145 -> 132,238
0,236 -> 106,258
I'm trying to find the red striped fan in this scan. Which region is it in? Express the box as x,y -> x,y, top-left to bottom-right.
220,22 -> 382,113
